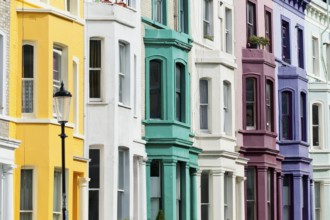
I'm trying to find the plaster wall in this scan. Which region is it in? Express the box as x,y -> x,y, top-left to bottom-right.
85,3 -> 146,220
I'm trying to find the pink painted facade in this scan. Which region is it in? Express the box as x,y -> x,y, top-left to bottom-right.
234,1 -> 283,220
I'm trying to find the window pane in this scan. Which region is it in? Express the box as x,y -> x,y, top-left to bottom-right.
246,78 -> 255,128
246,78 -> 255,102
312,105 -> 319,146
89,70 -> 101,98
201,172 -> 209,203
90,40 -> 101,68
150,60 -> 161,119
119,44 -> 125,74
89,190 -> 99,220
20,169 -> 33,210
118,150 -> 124,190
247,168 -> 255,200
89,149 -> 100,189
315,182 -> 320,208
23,45 -> 34,78
266,81 -> 273,131
22,80 -> 34,113
282,92 -> 292,139
53,171 -> 61,212
176,64 -> 184,122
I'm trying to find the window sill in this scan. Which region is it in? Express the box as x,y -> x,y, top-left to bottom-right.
87,101 -> 109,106
118,103 -> 131,109
141,16 -> 168,30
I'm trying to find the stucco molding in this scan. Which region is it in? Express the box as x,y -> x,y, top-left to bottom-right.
16,8 -> 85,25
0,137 -> 20,150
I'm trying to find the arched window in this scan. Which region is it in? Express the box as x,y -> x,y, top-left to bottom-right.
246,77 -> 256,130
150,60 -> 162,119
281,91 -> 292,140
176,63 -> 185,122
22,44 -> 34,113
200,79 -> 208,130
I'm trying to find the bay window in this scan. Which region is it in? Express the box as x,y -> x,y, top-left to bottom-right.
176,63 -> 185,122
281,91 -> 292,140
266,80 -> 273,132
312,104 -> 321,148
150,60 -> 162,119
246,78 -> 256,130
200,79 -> 208,130
22,44 -> 34,114
89,39 -> 101,101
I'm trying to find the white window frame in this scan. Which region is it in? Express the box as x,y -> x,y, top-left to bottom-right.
200,79 -> 209,131
203,0 -> 213,39
117,148 -> 130,220
118,42 -> 130,106
65,0 -> 79,17
53,45 -> 68,117
20,167 -> 37,220
312,103 -> 323,149
224,7 -> 233,54
72,58 -> 79,134
22,42 -> 36,116
223,81 -> 232,135
312,37 -> 319,76
53,170 -> 62,220
89,38 -> 102,102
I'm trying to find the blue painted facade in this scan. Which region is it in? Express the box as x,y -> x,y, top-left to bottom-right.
273,0 -> 313,219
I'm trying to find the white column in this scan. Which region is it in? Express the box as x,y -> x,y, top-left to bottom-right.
231,174 -> 236,220
79,177 -> 90,220
236,177 -> 245,220
211,170 -> 225,220
139,157 -> 147,220
196,170 -> 202,220
3,164 -> 15,220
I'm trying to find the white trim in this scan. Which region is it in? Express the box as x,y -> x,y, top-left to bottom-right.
16,3 -> 84,25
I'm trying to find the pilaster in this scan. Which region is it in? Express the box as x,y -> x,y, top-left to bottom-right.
210,170 -> 225,220
237,177 -> 245,220
139,158 -> 147,220
182,163 -> 190,220
163,160 -> 177,220
3,164 -> 15,220
191,169 -> 198,220
231,174 -> 236,220
293,174 -> 303,220
78,177 -> 90,220
257,167 -> 268,220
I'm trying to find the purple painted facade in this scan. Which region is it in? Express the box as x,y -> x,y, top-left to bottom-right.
273,0 -> 313,220
240,48 -> 284,220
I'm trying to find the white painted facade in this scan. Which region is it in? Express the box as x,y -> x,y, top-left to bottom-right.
84,2 -> 146,220
190,0 -> 247,219
305,1 -> 330,219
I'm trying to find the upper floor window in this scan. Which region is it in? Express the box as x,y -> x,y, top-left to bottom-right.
225,8 -> 233,54
247,167 -> 256,220
312,104 -> 321,148
265,10 -> 272,52
297,28 -> 304,69
282,19 -> 291,63
312,37 -> 319,76
300,93 -> 307,141
118,148 -> 130,220
154,0 -> 165,24
20,169 -> 33,220
119,42 -> 130,106
178,0 -> 188,33
283,175 -> 292,220
176,63 -> 185,122
246,78 -> 256,130
203,0 -> 213,40
89,149 -> 100,220
201,171 -> 210,220
53,47 -> 63,115
200,79 -> 208,130
282,91 -> 292,140
247,1 -> 256,40
150,60 -> 162,119
223,81 -> 231,135
266,80 -> 273,132
22,44 -> 34,114
66,0 -> 78,16
314,182 -> 321,220
89,39 -> 101,101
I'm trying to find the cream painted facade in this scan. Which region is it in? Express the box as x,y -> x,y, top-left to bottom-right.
84,1 -> 146,220
190,0 -> 247,219
305,1 -> 330,219
10,0 -> 88,220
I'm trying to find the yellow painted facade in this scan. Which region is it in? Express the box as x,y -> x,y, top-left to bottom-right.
10,0 -> 87,219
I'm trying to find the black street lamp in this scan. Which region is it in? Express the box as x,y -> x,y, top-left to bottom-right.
53,82 -> 72,220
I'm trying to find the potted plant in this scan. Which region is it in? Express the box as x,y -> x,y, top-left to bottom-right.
248,35 -> 270,49
115,0 -> 128,7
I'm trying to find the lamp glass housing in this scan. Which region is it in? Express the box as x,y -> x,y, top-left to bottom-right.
53,83 -> 72,123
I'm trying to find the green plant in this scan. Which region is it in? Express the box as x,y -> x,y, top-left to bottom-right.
156,210 -> 165,220
248,35 -> 270,49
